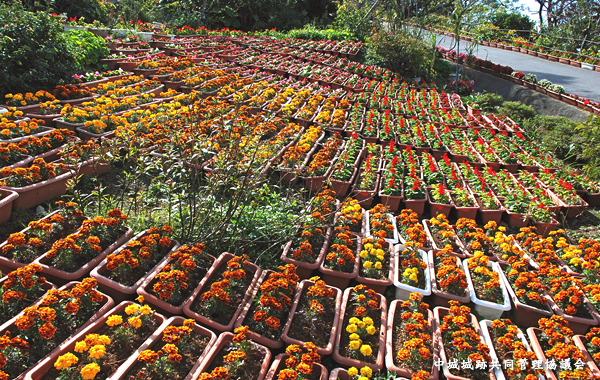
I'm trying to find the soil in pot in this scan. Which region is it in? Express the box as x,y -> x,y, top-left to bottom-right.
123,330 -> 212,380
39,308 -> 161,379
337,303 -> 381,364
391,302 -> 434,375
285,285 -> 336,348
201,339 -> 267,380
189,263 -> 257,325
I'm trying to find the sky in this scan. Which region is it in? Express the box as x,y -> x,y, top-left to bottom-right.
516,0 -> 542,21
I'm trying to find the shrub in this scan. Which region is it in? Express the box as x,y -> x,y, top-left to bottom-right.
498,101 -> 537,123
64,30 -> 110,68
367,30 -> 432,77
0,5 -> 79,95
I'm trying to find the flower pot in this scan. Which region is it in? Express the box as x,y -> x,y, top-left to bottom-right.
76,125 -> 117,141
526,327 -> 564,380
428,250 -> 470,307
2,170 -> 73,210
0,188 -> 19,224
59,96 -> 97,107
24,112 -> 61,128
429,199 -> 453,218
265,353 -> 328,380
393,247 -> 431,300
90,230 -> 180,303
502,210 -> 530,228
585,192 -> 600,206
356,241 -> 394,294
535,218 -> 561,237
281,227 -> 332,280
498,265 -> 554,328
1,126 -> 54,144
0,276 -> 54,333
137,253 -> 216,316
378,190 -> 403,212
351,175 -> 380,208
54,117 -> 85,131
572,335 -> 600,378
386,300 -> 440,379
24,300 -> 167,380
281,279 -> 342,355
183,252 -> 262,332
0,281 -> 114,380
68,157 -> 111,176
34,227 -> 134,285
479,320 -> 536,380
318,237 -> 361,290
549,295 -> 600,335
422,220 -> 466,258
233,270 -> 288,349
111,316 -> 218,380
330,167 -> 359,198
195,332 -> 271,380
365,212 -> 399,245
462,259 -> 511,320
332,287 -> 387,371
434,306 -> 493,380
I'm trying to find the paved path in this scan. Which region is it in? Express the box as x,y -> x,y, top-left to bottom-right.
422,31 -> 600,101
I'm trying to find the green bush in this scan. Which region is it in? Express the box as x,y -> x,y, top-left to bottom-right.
0,5 -> 79,95
64,30 -> 110,68
523,115 -> 582,162
497,101 -> 537,123
287,25 -> 356,41
366,30 -> 432,77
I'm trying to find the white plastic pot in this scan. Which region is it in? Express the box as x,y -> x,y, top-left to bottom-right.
463,259 -> 511,320
393,246 -> 431,300
365,212 -> 399,245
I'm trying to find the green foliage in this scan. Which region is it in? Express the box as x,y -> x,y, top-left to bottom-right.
286,25 -> 356,41
497,101 -> 537,123
0,4 -> 79,95
577,115 -> 600,179
366,30 -> 432,77
64,30 -> 110,68
523,115 -> 582,162
55,0 -> 112,24
462,92 -> 504,112
430,58 -> 453,83
333,0 -> 376,41
490,10 -> 533,38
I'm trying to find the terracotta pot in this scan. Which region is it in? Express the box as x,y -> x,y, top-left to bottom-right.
183,252 -> 261,332
318,237 -> 361,290
356,241 -> 394,294
332,287 -> 387,371
280,227 -> 332,280
281,279 -> 342,355
0,188 -> 19,224
502,210 -> 530,228
378,192 -> 402,213
385,300 -> 440,379
195,332 -> 271,380
549,295 -> 599,335
24,112 -> 61,128
535,218 -> 561,237
351,175 -> 380,208
585,192 -> 600,206
572,334 -> 600,378
76,126 -> 117,141
54,118 -> 85,131
402,190 -> 428,216
111,316 -> 218,380
0,281 -> 114,380
526,327 -> 565,380
429,198 -> 453,218
90,230 -> 180,303
423,220 -> 466,258
34,227 -> 133,285
24,300 -> 167,380
498,264 -> 554,328
428,250 -> 470,307
137,253 -> 215,316
434,306 -> 493,380
59,96 -> 97,107
2,170 -> 73,210
233,270 -> 288,349
330,167 -> 359,198
265,353 -> 328,380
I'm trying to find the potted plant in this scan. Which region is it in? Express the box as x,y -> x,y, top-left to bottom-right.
386,293 -> 439,380
264,344 -> 328,380
355,236 -> 394,294
429,246 -> 470,307
318,226 -> 360,289
332,285 -> 387,371
463,252 -> 511,319
365,204 -> 399,244
184,254 -> 261,332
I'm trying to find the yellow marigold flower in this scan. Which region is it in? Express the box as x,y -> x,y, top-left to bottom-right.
374,262 -> 382,270
125,304 -> 139,315
359,250 -> 368,258
106,315 -> 122,327
80,363 -> 101,380
128,316 -> 142,329
346,324 -> 357,333
349,333 -> 360,341
358,377 -> 368,380
357,321 -> 365,329
362,317 -> 373,326
363,261 -> 372,269
348,367 -> 359,376
349,340 -> 361,350
97,335 -> 111,346
139,305 -> 152,315
88,344 -> 106,360
74,341 -> 87,353
136,295 -> 144,303
349,317 -> 360,325
54,352 -> 78,370
360,345 -> 372,356
360,366 -> 372,377
366,325 -> 377,335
